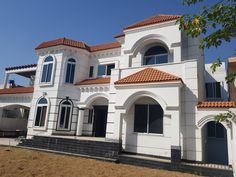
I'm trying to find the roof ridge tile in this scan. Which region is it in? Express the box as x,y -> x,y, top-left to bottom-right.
115,67 -> 182,85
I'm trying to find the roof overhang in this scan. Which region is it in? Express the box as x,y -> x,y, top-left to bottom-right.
5,64 -> 37,78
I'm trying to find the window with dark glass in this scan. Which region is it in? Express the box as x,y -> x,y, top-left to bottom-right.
207,122 -> 225,138
88,109 -> 93,124
65,58 -> 76,84
97,64 -> 115,76
89,66 -> 94,78
106,64 -> 115,75
143,46 -> 168,65
35,98 -> 48,127
205,82 -> 221,100
58,100 -> 72,130
41,56 -> 54,83
134,104 -> 163,134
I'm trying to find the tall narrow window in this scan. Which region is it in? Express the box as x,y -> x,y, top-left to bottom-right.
41,56 -> 54,83
143,46 -> 168,65
89,66 -> 94,78
65,58 -> 76,84
57,100 -> 73,130
134,104 -> 163,134
88,109 -> 94,124
35,97 -> 48,127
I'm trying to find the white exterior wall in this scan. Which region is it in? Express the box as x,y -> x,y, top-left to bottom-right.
120,21 -> 181,69
114,85 -> 181,157
27,47 -> 82,137
5,18 -> 230,169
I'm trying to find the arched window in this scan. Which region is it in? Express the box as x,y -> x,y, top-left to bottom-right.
41,56 -> 54,83
34,97 -> 48,127
57,100 -> 73,130
143,46 -> 168,65
134,104 -> 163,134
65,58 -> 76,84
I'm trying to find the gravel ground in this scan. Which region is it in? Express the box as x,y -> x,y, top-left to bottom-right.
0,147 -> 203,177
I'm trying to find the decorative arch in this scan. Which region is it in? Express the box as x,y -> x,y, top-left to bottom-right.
84,93 -> 109,108
33,96 -> 50,128
57,98 -> 73,131
121,91 -> 167,112
197,114 -> 229,129
0,103 -> 31,109
128,34 -> 170,57
198,114 -> 232,165
40,55 -> 56,84
62,54 -> 79,67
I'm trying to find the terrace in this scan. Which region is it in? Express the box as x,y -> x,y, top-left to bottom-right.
0,64 -> 36,137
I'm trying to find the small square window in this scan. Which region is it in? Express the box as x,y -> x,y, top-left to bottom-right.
97,64 -> 115,77
98,65 -> 106,76
106,64 -> 115,75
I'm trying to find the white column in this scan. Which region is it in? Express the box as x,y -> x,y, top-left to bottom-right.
173,46 -> 181,63
232,122 -> 236,177
3,73 -> 10,88
76,109 -> 84,136
113,109 -> 126,142
120,55 -> 130,68
171,111 -> 180,146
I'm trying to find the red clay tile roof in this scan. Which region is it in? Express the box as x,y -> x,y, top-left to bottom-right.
35,38 -> 90,50
35,38 -> 120,52
124,14 -> 181,30
114,68 -> 182,85
0,87 -> 34,95
89,42 -> 121,52
197,101 -> 235,108
76,77 -> 110,86
5,64 -> 37,71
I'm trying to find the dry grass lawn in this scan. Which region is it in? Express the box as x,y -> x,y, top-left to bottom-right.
0,147 -> 203,177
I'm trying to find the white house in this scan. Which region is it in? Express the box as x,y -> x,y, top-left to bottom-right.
0,14 -> 235,170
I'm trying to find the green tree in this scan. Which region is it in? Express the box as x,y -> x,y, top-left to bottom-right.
178,0 -> 236,122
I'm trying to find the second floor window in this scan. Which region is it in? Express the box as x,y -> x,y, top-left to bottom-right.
41,56 -> 54,83
89,66 -> 94,78
143,46 -> 168,65
65,58 -> 76,84
97,64 -> 115,77
205,82 -> 221,100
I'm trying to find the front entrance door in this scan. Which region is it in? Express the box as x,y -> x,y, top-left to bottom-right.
92,106 -> 108,137
205,121 -> 228,165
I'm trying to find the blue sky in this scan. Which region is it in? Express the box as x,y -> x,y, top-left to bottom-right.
0,0 -> 235,84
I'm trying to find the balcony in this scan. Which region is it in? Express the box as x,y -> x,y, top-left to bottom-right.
0,64 -> 36,109
1,63 -> 37,90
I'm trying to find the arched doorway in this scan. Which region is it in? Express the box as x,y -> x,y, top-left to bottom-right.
123,95 -> 165,155
84,96 -> 109,137
202,121 -> 228,165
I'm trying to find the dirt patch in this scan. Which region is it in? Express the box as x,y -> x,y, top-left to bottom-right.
0,147 -> 203,177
